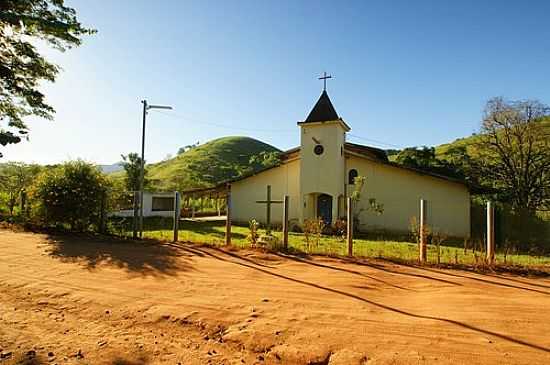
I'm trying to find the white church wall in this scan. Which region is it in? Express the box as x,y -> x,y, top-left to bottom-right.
231,159 -> 300,226
346,156 -> 470,238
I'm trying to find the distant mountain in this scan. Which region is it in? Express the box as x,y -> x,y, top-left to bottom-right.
99,162 -> 124,174
141,136 -> 280,190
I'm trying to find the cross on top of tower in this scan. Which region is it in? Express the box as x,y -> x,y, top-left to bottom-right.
318,71 -> 332,91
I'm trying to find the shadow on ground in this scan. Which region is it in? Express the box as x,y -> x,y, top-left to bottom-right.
186,245 -> 550,355
44,234 -> 195,276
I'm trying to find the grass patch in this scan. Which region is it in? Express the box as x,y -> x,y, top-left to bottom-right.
109,217 -> 550,268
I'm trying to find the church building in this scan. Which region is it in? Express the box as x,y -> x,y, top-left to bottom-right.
229,89 -> 471,238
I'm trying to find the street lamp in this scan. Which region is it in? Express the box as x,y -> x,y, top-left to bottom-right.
139,99 -> 173,238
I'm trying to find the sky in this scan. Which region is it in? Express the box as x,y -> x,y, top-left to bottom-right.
4,0 -> 550,164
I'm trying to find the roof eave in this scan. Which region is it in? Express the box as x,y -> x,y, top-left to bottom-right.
297,118 -> 351,131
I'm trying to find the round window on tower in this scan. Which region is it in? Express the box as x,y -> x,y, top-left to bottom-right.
314,144 -> 324,155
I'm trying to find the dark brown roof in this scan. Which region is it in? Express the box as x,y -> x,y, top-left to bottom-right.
303,90 -> 339,123
344,142 -> 388,162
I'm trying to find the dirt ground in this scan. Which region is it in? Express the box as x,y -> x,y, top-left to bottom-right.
1,230 -> 549,365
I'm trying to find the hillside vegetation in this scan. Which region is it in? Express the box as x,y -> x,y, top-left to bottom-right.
436,116 -> 550,159
145,136 -> 280,191
387,116 -> 550,161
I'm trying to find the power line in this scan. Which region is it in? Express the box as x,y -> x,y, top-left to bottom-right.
151,109 -> 294,134
347,134 -> 404,149
151,109 -> 405,149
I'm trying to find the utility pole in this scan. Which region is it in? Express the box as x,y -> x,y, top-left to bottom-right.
138,99 -> 173,238
139,100 -> 147,238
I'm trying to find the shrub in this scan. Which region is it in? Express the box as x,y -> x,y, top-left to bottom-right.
29,160 -> 110,231
247,219 -> 260,247
332,219 -> 347,241
303,218 -> 325,253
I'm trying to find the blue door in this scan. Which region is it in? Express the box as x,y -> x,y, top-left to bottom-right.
317,194 -> 332,224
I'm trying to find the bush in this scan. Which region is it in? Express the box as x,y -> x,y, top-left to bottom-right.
247,219 -> 260,247
29,160 -> 110,231
303,218 -> 325,253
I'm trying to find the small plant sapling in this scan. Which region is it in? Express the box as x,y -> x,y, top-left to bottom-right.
247,219 -> 260,247
350,176 -> 383,232
303,218 -> 325,253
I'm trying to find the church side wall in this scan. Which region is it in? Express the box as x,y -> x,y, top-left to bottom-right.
346,156 -> 470,238
231,159 -> 300,226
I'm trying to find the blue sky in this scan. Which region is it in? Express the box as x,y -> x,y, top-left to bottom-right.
5,0 -> 550,164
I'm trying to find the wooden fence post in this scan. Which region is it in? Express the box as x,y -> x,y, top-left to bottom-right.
486,201 -> 495,264
225,185 -> 232,245
173,191 -> 180,242
282,195 -> 289,250
419,199 -> 427,263
347,197 -> 353,257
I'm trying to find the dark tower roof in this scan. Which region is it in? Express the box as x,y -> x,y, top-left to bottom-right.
304,90 -> 339,123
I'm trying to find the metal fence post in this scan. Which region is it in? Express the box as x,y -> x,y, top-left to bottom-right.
173,191 -> 180,242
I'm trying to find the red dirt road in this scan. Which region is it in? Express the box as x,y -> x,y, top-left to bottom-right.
1,230 -> 549,364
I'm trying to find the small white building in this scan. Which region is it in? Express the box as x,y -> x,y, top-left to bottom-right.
113,191 -> 175,218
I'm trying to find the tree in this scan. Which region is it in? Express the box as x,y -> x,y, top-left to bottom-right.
0,1 -> 95,156
29,160 -> 110,231
394,146 -> 437,168
0,162 -> 41,214
478,97 -> 550,211
249,151 -> 280,169
394,146 -> 465,179
350,175 -> 383,232
177,142 -> 200,155
121,153 -> 150,192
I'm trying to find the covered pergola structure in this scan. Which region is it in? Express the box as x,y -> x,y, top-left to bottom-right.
179,184 -> 230,219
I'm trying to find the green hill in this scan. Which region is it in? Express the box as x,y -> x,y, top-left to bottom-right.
388,116 -> 550,163
145,136 -> 280,191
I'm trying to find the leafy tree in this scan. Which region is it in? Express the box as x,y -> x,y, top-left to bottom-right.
235,151 -> 281,177
350,175 -> 383,232
0,1 -> 95,156
477,97 -> 550,211
121,153 -> 150,192
0,162 -> 41,214
249,151 -> 280,169
394,146 -> 437,168
394,146 -> 465,179
29,160 -> 110,231
177,142 -> 200,155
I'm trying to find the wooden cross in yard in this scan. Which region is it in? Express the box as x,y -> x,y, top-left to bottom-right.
256,185 -> 283,235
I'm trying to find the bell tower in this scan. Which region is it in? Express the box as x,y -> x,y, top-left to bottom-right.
298,81 -> 350,224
